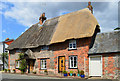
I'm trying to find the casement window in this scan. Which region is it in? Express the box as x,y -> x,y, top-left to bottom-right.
69,40 -> 76,50
69,56 -> 77,68
16,49 -> 21,53
16,60 -> 20,68
41,46 -> 49,50
41,59 -> 47,69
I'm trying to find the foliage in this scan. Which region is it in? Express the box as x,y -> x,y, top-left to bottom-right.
1,52 -> 8,67
18,53 -> 27,73
33,71 -> 36,74
18,53 -> 24,60
70,70 -> 73,74
8,69 -> 10,73
77,69 -> 80,74
13,69 -> 16,72
4,69 -> 7,72
44,69 -> 47,73
80,70 -> 84,75
114,27 -> 120,30
62,70 -> 67,74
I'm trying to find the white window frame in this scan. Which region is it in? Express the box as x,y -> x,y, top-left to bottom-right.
16,60 -> 20,68
69,40 -> 77,50
41,46 -> 49,50
69,56 -> 77,68
41,59 -> 47,69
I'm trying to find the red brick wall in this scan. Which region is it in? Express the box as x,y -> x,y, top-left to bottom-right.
52,38 -> 91,75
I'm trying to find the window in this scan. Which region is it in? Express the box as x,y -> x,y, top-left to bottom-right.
69,40 -> 76,50
41,46 -> 49,50
41,59 -> 47,69
16,60 -> 20,68
69,56 -> 77,68
16,49 -> 21,53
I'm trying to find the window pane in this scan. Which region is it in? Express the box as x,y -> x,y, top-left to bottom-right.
71,57 -> 73,60
69,44 -> 72,48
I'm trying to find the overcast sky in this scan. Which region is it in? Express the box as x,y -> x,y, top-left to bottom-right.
0,1 -> 119,41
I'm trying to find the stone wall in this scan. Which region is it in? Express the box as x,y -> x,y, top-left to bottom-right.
34,50 -> 55,74
118,54 -> 120,81
102,53 -> 120,79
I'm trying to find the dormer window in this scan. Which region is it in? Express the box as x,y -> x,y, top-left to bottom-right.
69,40 -> 77,50
41,46 -> 49,50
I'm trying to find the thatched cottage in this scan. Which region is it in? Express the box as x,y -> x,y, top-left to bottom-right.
7,8 -> 120,80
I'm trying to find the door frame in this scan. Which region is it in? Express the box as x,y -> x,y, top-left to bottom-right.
58,56 -> 65,73
89,55 -> 102,77
27,59 -> 35,73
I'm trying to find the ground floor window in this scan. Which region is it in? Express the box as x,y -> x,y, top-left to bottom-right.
16,60 -> 20,68
69,56 -> 77,68
41,59 -> 47,69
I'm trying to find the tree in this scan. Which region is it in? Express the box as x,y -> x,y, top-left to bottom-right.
18,53 -> 27,73
114,27 -> 120,30
1,53 -> 8,68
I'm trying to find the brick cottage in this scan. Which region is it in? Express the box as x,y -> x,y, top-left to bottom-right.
7,8 -> 120,80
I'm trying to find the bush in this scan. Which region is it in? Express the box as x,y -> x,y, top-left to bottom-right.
62,70 -> 67,74
18,53 -> 27,74
77,69 -> 80,74
44,69 -> 47,73
8,69 -> 10,73
13,69 -> 16,73
4,69 -> 7,73
33,71 -> 36,74
80,70 -> 84,75
70,71 -> 73,74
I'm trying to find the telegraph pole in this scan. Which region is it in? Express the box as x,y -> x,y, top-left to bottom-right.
2,42 -> 5,70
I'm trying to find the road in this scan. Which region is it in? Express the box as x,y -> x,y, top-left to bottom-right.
1,73 -> 118,81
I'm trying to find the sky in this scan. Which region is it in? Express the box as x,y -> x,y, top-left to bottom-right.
0,0 -> 119,41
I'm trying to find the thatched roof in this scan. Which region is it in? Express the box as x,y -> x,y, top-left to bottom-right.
89,31 -> 120,54
8,8 -> 99,50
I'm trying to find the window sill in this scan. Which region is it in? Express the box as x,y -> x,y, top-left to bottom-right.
40,68 -> 47,70
68,67 -> 78,69
68,48 -> 77,51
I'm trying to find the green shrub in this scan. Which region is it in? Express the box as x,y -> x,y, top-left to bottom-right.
33,71 -> 36,74
13,69 -> 16,73
18,53 -> 27,74
62,70 -> 67,74
44,69 -> 47,73
80,70 -> 84,75
70,71 -> 73,74
4,69 -> 7,72
77,69 -> 80,74
8,69 -> 10,73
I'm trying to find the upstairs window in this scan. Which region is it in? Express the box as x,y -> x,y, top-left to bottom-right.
69,40 -> 76,50
41,46 -> 49,50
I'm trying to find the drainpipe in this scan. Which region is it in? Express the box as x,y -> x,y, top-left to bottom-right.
2,42 -> 5,70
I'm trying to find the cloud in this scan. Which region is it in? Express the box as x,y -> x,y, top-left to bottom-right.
2,1 -> 118,32
2,30 -> 7,33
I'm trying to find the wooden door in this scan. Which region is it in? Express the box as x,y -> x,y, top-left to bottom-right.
30,60 -> 34,72
59,56 -> 65,72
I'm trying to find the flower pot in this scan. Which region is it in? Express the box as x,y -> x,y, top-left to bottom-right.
73,73 -> 76,76
70,73 -> 73,76
64,73 -> 67,76
80,75 -> 85,78
68,73 -> 70,76
77,74 -> 80,77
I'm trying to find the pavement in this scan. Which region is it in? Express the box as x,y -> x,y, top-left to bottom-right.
1,72 -> 119,81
